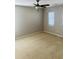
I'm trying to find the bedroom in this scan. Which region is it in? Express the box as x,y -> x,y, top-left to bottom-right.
15,0 -> 63,59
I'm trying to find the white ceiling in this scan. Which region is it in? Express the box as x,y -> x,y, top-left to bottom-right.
15,0 -> 63,7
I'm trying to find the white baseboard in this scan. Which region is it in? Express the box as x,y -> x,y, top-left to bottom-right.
16,31 -> 63,39
44,31 -> 63,38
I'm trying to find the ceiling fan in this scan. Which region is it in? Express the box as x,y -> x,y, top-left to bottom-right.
33,0 -> 50,9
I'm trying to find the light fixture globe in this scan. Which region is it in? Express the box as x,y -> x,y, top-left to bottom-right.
35,6 -> 39,10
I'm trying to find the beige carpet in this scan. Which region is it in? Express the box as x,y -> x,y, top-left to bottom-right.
15,32 -> 63,59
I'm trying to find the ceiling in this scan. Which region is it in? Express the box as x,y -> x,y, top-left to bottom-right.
15,0 -> 63,7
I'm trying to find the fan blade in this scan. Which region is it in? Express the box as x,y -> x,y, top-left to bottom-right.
40,4 -> 50,7
34,3 -> 39,6
33,3 -> 36,5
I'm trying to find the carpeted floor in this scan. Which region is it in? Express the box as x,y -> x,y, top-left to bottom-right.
15,32 -> 63,59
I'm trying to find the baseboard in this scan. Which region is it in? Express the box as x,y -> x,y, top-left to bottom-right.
16,31 -> 63,39
44,31 -> 63,38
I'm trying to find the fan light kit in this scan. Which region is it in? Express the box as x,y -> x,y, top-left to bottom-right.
35,6 -> 39,10
33,0 -> 50,10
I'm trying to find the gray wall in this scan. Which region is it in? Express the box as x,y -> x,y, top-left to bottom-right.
44,5 -> 63,37
15,6 -> 43,37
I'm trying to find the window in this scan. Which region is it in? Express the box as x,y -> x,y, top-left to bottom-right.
48,12 -> 55,26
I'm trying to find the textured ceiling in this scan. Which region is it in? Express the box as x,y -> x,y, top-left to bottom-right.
15,0 -> 63,6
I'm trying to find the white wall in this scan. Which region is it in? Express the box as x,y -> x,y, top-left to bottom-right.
15,5 -> 43,37
44,5 -> 63,37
